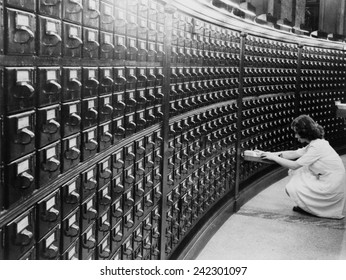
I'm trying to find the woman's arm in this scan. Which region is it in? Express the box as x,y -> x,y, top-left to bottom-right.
260,152 -> 302,170
274,150 -> 303,160
255,150 -> 303,160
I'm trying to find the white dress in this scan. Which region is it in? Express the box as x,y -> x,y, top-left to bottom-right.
285,139 -> 346,219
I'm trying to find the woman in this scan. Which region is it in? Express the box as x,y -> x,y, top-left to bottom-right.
259,115 -> 346,219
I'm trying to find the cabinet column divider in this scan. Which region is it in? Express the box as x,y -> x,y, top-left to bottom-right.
159,1 -> 176,260
234,32 -> 246,209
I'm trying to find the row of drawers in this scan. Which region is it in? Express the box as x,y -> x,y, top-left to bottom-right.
165,160 -> 234,256
0,125 -> 163,208
0,66 -> 164,115
0,198 -> 161,260
2,0 -> 166,24
2,8 -> 166,58
0,101 -> 163,163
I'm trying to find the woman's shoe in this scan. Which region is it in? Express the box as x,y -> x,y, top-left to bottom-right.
292,206 -> 315,216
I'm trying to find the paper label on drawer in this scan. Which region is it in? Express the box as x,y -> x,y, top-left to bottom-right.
46,232 -> 55,247
148,21 -> 156,30
69,26 -> 78,37
157,44 -> 163,52
116,119 -> 122,127
18,116 -> 29,129
69,69 -> 78,79
102,187 -> 108,197
116,36 -> 124,46
17,70 -> 30,82
88,100 -> 95,108
87,199 -> 93,209
46,196 -> 55,210
105,5 -> 112,15
104,69 -> 110,77
101,213 -> 107,223
69,137 -> 76,148
16,14 -> 30,26
88,130 -> 94,140
46,21 -> 57,33
129,14 -> 135,23
88,31 -> 96,42
136,228 -> 141,238
46,146 -> 56,159
68,181 -> 76,193
115,176 -> 121,185
17,216 -> 29,233
69,104 -> 77,114
115,223 -> 121,233
68,214 -> 76,227
68,246 -> 76,259
149,42 -> 155,50
117,68 -> 124,77
17,159 -> 29,174
88,69 -> 96,79
116,152 -> 121,160
46,109 -> 56,120
46,69 -> 57,81
102,160 -> 109,170
118,10 -> 125,20
87,170 -> 94,179
102,239 -> 108,250
86,228 -> 92,239
104,34 -> 111,44
139,18 -> 146,27
103,124 -> 109,133
89,0 -> 96,9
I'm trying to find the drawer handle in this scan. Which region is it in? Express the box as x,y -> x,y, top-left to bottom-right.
14,25 -> 34,44
43,80 -> 61,95
15,128 -> 35,145
43,157 -> 60,172
43,119 -> 60,134
66,0 -> 83,14
43,0 -> 61,6
43,31 -> 62,47
14,81 -> 35,99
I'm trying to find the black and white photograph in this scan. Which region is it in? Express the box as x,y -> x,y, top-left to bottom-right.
0,0 -> 345,279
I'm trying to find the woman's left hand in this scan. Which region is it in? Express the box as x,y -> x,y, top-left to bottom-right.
260,152 -> 277,161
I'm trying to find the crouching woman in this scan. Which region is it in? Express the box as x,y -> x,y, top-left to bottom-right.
260,115 -> 346,219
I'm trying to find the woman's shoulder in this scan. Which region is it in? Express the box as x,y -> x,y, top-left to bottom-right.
309,139 -> 329,148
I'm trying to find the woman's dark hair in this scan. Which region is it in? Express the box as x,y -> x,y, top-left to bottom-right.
291,115 -> 325,140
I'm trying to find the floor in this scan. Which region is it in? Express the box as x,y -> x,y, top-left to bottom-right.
196,155 -> 346,260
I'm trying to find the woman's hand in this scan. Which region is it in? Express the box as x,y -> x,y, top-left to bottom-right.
253,149 -> 264,156
259,152 -> 277,161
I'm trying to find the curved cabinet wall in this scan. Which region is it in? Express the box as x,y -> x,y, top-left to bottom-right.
0,0 -> 345,260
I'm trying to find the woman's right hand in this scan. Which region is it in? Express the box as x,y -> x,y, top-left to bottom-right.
254,149 -> 265,156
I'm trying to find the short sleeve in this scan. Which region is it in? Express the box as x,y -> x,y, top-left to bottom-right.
296,143 -> 321,166
295,147 -> 307,157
